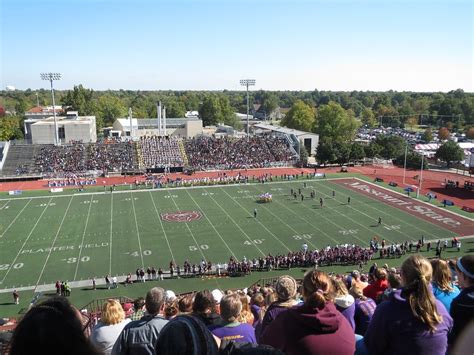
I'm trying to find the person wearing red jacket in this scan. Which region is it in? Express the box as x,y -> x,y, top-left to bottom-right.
363,267 -> 389,302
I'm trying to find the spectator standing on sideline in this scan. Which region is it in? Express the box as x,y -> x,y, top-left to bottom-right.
112,287 -> 168,354
13,290 -> 19,305
364,255 -> 452,355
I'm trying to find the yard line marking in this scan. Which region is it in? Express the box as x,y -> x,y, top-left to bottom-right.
109,193 -> 113,275
74,195 -> 94,280
34,195 -> 75,287
304,182 -> 391,245
325,179 -> 455,239
314,181 -> 418,242
184,188 -> 237,259
167,190 -> 208,262
1,198 -> 53,284
0,199 -> 10,210
0,199 -> 32,239
220,187 -> 291,252
248,185 -> 338,246
203,188 -> 266,257
130,192 -> 145,269
149,191 -> 175,262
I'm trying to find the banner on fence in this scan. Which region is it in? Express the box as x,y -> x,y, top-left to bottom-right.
8,190 -> 22,195
50,188 -> 63,193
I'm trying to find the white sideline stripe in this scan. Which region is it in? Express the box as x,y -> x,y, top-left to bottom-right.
248,184 -> 339,247
184,188 -> 237,259
325,179 -> 456,239
130,192 -> 145,269
353,177 -> 474,222
0,199 -> 10,210
74,195 -> 94,280
204,187 -> 266,257
0,199 -> 32,239
149,191 -> 176,262
1,198 -> 53,284
167,190 -> 208,262
34,195 -> 75,288
220,187 -> 292,252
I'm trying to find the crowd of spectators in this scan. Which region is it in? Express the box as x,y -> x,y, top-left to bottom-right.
86,140 -> 137,172
6,254 -> 473,354
138,136 -> 184,168
184,136 -> 296,170
35,144 -> 88,175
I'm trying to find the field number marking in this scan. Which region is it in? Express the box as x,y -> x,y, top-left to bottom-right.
126,250 -> 152,257
237,190 -> 250,194
201,192 -> 215,196
164,195 -> 178,199
0,263 -> 24,270
37,202 -> 56,207
338,229 -> 359,236
189,244 -> 209,251
244,239 -> 265,245
83,200 -> 99,204
65,256 -> 90,263
0,206 -> 9,210
292,234 -> 313,240
383,225 -> 401,231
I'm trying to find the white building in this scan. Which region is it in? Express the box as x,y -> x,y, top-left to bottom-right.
252,123 -> 319,156
24,106 -> 65,140
30,112 -> 97,144
112,117 -> 203,139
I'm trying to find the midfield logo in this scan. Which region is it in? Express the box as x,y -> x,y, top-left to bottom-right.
161,211 -> 202,222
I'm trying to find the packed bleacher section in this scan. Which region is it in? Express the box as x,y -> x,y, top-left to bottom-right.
138,136 -> 184,168
2,135 -> 297,177
184,136 -> 296,170
3,253 -> 473,355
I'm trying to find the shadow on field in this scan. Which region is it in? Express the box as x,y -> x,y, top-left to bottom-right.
0,302 -> 15,306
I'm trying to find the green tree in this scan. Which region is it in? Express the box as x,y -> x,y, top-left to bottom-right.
349,142 -> 366,161
261,93 -> 279,118
199,94 -> 236,127
281,100 -> 315,132
395,149 -> 424,169
97,95 -> 127,129
372,135 -> 405,159
0,116 -> 24,140
435,140 -> 464,168
299,143 -> 309,166
422,128 -> 433,142
163,98 -> 186,118
315,101 -> 359,143
360,108 -> 377,128
466,127 -> 474,140
316,138 -> 338,164
14,98 -> 29,116
62,85 -> 96,115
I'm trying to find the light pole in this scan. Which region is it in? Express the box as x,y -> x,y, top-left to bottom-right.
40,72 -> 61,145
402,143 -> 408,184
416,153 -> 424,198
240,79 -> 255,140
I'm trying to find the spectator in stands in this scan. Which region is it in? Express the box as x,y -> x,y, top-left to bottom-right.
430,259 -> 460,312
211,293 -> 256,344
350,270 -> 368,289
349,284 -> 376,336
191,290 -> 222,327
260,270 -> 355,355
91,299 -> 131,354
130,297 -> 145,321
332,277 -> 356,330
9,296 -> 101,355
237,291 -> 254,325
364,255 -> 452,355
449,255 -> 474,345
363,267 -> 388,303
258,275 -> 299,341
112,287 -> 168,355
155,315 -> 219,355
164,300 -> 179,320
177,294 -> 194,314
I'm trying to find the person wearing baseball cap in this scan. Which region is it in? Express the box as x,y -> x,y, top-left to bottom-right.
258,275 -> 298,342
449,255 -> 474,345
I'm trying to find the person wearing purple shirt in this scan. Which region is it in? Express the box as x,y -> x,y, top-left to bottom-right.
210,293 -> 256,343
332,277 -> 356,330
364,255 -> 452,355
349,284 -> 376,335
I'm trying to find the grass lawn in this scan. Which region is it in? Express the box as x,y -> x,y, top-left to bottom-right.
0,176 -> 471,317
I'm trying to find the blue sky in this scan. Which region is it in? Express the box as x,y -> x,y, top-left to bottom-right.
1,0 -> 472,91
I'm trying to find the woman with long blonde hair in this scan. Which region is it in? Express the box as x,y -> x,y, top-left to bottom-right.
364,255 -> 452,355
430,259 -> 460,312
90,299 -> 131,354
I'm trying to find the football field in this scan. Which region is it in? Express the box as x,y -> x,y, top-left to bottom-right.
0,177 -> 470,292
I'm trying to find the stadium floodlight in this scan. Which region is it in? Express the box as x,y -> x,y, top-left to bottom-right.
240,79 -> 256,139
40,73 -> 62,145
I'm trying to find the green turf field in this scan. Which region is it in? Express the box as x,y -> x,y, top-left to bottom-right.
0,177 -> 462,294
